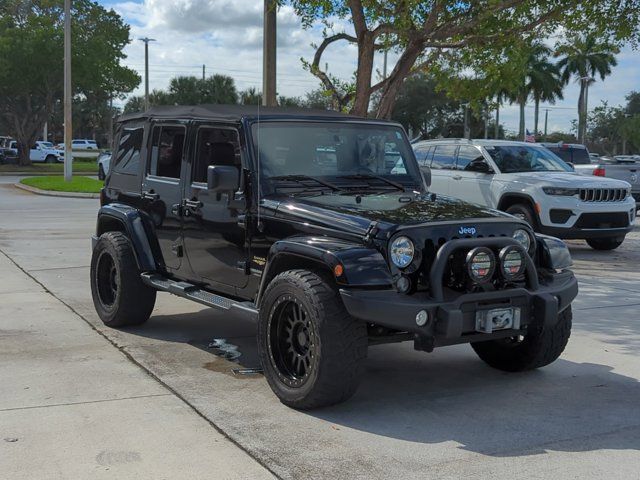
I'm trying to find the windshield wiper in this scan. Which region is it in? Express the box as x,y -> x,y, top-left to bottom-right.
338,174 -> 406,192
268,175 -> 343,192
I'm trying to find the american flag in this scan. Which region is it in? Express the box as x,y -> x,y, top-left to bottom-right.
525,129 -> 536,143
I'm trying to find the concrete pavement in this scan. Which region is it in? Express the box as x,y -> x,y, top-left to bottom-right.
1,179 -> 639,479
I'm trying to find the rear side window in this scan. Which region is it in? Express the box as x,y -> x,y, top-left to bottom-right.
113,126 -> 144,175
148,125 -> 186,179
430,145 -> 457,170
456,146 -> 484,170
571,148 -> 590,165
192,127 -> 240,184
413,145 -> 433,166
546,147 -> 572,163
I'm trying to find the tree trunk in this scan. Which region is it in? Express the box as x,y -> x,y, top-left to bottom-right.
495,103 -> 500,139
374,42 -> 423,119
519,97 -> 526,141
534,97 -> 540,136
350,32 -> 375,116
577,83 -> 585,143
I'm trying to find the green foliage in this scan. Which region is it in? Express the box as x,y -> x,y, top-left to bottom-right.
0,0 -> 139,165
588,99 -> 640,154
21,175 -> 104,193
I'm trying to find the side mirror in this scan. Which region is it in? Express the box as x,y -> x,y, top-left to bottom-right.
419,165 -> 431,188
207,165 -> 239,193
566,162 -> 575,171
467,159 -> 493,173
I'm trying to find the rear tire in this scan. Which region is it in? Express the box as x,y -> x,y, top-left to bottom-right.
586,237 -> 625,250
505,203 -> 537,230
258,269 -> 368,409
90,231 -> 156,328
471,306 -> 572,372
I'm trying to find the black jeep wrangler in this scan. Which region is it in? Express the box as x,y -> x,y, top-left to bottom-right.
90,105 -> 578,409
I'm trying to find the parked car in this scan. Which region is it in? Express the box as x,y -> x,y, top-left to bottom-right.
8,140 -> 64,163
0,147 -> 18,164
90,105 -> 578,409
589,152 -> 600,161
412,139 -> 636,250
539,143 -> 640,208
97,151 -> 111,180
72,139 -> 98,150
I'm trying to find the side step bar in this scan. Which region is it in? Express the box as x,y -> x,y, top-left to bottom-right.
141,273 -> 258,321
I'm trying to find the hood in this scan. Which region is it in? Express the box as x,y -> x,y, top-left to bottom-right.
504,171 -> 631,189
269,192 -> 509,236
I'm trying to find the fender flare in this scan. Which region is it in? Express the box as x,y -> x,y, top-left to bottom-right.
497,192 -> 538,212
256,236 -> 393,306
95,203 -> 158,271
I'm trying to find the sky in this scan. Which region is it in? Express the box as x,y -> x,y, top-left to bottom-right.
100,0 -> 640,136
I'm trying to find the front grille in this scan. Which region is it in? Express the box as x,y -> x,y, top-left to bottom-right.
579,188 -> 627,202
574,212 -> 630,229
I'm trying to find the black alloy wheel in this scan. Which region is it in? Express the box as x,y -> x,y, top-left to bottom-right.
95,250 -> 118,307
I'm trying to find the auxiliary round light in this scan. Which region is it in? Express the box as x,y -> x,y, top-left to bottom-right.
512,229 -> 531,251
415,310 -> 429,327
499,246 -> 526,280
390,236 -> 415,269
396,275 -> 411,293
466,247 -> 496,284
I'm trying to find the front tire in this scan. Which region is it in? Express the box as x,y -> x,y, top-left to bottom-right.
586,236 -> 625,250
471,306 -> 572,372
505,203 -> 538,230
45,155 -> 56,164
90,231 -> 156,327
258,270 -> 368,409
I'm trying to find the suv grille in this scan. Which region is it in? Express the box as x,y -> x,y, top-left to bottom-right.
579,188 -> 627,202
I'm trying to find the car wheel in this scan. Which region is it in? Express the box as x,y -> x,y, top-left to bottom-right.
471,306 -> 572,372
45,155 -> 56,164
258,269 -> 368,409
586,237 -> 625,250
505,203 -> 538,230
90,231 -> 156,328
98,164 -> 105,180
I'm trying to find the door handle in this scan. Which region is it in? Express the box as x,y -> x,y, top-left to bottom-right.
452,175 -> 462,180
183,199 -> 203,209
142,190 -> 159,200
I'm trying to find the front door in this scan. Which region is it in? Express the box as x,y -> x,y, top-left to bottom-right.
182,125 -> 248,291
140,122 -> 187,271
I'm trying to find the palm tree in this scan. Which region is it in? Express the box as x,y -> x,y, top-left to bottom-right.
556,35 -> 619,143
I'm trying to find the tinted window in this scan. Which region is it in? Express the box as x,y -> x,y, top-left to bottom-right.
456,146 -> 484,170
486,145 -> 573,173
192,127 -> 240,183
413,145 -> 433,166
546,146 -> 572,163
430,145 -> 457,169
113,127 -> 143,175
571,148 -> 590,165
149,125 -> 185,179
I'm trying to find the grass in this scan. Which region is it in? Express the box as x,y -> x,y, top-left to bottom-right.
21,176 -> 104,193
0,160 -> 97,173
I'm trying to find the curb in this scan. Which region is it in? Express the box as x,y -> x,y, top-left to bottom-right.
0,171 -> 95,176
14,182 -> 100,199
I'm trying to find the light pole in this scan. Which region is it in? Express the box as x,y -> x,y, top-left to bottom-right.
262,0 -> 277,107
462,103 -> 470,139
139,37 -> 156,111
63,0 -> 72,182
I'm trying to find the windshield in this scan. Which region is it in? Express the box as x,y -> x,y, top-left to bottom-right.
251,122 -> 421,193
486,145 -> 573,173
40,142 -> 54,148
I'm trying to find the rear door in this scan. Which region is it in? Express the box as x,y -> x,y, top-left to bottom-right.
428,145 -> 457,196
140,122 -> 187,272
453,145 -> 495,206
182,124 -> 248,291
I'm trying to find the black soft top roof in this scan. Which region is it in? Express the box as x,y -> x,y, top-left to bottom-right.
116,104 -> 388,124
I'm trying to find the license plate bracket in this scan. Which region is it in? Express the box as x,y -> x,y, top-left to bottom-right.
475,307 -> 521,333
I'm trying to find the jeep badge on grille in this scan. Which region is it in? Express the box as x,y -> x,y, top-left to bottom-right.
458,226 -> 477,236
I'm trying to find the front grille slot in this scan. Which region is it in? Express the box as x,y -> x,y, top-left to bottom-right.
574,212 -> 630,229
580,188 -> 627,202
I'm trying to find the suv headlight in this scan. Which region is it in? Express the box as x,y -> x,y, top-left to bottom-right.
513,228 -> 531,251
542,187 -> 579,196
390,236 -> 414,268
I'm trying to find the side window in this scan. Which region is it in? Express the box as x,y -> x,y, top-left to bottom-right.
430,145 -> 457,170
148,125 -> 186,179
456,146 -> 485,170
113,126 -> 144,175
192,127 -> 240,184
414,146 -> 433,166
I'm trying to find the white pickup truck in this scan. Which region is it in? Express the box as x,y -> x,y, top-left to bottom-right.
412,139 -> 636,250
9,140 -> 64,163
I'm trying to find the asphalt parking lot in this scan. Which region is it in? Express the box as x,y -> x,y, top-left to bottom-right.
1,176 -> 639,479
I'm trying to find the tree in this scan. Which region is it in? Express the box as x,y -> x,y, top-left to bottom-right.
0,0 -> 139,165
169,74 -> 238,105
284,0 -> 640,119
556,34 -> 619,144
526,44 -> 563,135
240,87 -> 262,105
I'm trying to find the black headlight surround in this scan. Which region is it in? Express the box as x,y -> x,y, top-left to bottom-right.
388,234 -> 422,274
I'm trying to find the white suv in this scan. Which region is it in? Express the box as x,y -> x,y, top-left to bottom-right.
412,139 -> 636,250
72,139 -> 98,150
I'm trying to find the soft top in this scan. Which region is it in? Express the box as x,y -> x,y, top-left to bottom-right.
116,104 -> 381,124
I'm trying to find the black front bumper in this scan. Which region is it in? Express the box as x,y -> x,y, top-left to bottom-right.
539,224 -> 633,240
340,270 -> 578,348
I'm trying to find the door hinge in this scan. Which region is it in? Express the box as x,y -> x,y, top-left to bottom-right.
171,244 -> 184,257
237,260 -> 251,275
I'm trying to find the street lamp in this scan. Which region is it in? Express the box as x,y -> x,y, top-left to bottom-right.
139,37 -> 156,111
63,0 -> 72,182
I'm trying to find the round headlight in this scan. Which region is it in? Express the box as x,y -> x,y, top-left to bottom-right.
513,229 -> 531,251
499,246 -> 525,280
390,236 -> 415,269
466,247 -> 496,284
